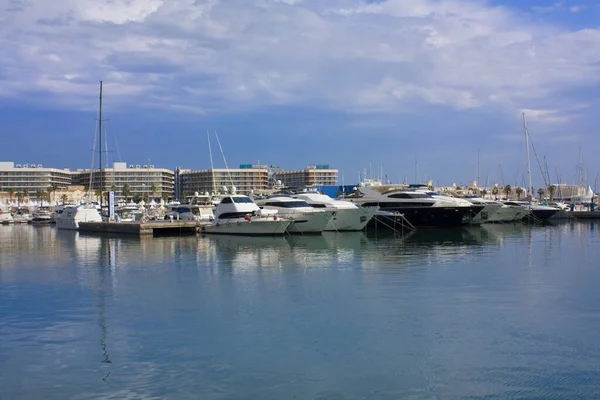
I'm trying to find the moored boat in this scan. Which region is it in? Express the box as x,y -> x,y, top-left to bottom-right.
201,195 -> 290,236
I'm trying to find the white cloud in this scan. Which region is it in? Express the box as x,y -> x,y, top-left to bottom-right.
0,0 -> 599,117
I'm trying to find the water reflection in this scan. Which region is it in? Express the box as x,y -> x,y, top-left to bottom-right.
1,222 -> 599,399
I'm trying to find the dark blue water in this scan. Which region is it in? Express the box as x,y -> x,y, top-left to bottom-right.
1,223 -> 599,399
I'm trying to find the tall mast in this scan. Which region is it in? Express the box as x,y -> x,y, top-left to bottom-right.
99,80 -> 103,209
522,112 -> 533,199
207,130 -> 216,194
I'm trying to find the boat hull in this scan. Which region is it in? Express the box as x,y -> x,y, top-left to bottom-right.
202,218 -> 291,236
485,205 -> 530,223
325,207 -> 377,231
286,211 -> 334,234
368,206 -> 476,229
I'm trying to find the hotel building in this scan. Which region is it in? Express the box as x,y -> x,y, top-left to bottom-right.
179,165 -> 269,197
273,165 -> 338,188
0,161 -> 72,199
72,162 -> 174,200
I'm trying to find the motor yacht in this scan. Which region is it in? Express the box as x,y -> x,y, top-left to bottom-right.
503,201 -> 559,222
0,206 -> 13,225
165,194 -> 214,222
32,206 -> 53,224
347,185 -> 483,228
201,195 -> 290,236
293,192 -> 377,231
12,208 -> 32,224
55,204 -> 103,230
254,195 -> 334,234
464,197 -> 530,223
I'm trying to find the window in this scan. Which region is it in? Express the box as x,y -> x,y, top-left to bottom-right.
221,197 -> 233,204
232,196 -> 254,203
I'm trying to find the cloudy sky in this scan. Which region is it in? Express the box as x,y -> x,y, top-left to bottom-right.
0,0 -> 599,188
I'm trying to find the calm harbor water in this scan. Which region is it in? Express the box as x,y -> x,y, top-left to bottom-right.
1,222 -> 599,399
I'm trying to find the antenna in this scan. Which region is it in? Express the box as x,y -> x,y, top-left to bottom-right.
207,130 -> 216,194
213,131 -> 234,189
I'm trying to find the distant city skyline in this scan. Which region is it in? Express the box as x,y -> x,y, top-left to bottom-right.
1,0 -> 599,190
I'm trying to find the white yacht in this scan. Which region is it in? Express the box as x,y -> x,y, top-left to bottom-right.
254,195 -> 334,234
201,195 -> 291,236
12,208 -> 32,224
464,197 -> 530,223
55,204 -> 103,230
165,194 -> 214,222
115,202 -> 143,222
32,206 -> 53,224
0,206 -> 13,225
293,192 -> 377,231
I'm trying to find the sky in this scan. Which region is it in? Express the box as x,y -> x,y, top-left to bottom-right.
0,0 -> 599,189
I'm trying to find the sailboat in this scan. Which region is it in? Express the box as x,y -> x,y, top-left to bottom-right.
56,82 -> 104,230
514,113 -> 559,222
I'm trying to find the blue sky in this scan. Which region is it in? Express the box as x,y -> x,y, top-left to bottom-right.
1,0 -> 599,189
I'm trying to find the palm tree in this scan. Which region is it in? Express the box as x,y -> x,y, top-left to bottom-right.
94,188 -> 103,202
37,190 -> 47,204
48,183 -> 59,203
122,184 -> 131,201
60,194 -> 68,204
503,185 -> 512,200
16,191 -> 23,206
7,188 -> 14,204
491,186 -> 499,200
515,187 -> 523,200
23,188 -> 29,203
150,183 -> 157,200
548,184 -> 556,201
480,188 -> 487,198
537,188 -> 545,201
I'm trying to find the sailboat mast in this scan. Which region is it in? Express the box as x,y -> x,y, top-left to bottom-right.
207,130 -> 216,194
522,112 -> 533,198
99,80 -> 103,209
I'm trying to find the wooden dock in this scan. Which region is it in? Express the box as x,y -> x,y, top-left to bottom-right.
78,220 -> 209,236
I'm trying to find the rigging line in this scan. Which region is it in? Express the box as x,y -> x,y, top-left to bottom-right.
527,130 -> 548,188
213,131 -> 235,190
106,119 -> 123,163
207,130 -> 216,194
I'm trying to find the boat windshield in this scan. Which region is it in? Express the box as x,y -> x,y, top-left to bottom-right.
232,197 -> 254,204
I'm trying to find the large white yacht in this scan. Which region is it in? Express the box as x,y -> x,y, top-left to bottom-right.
464,197 -> 530,223
347,185 -> 483,228
201,195 -> 291,236
254,195 -> 334,234
294,192 -> 377,231
55,205 -> 103,230
32,206 -> 53,224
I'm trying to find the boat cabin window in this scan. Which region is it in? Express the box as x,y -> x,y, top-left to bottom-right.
265,201 -> 310,208
388,193 -> 431,199
309,204 -> 327,208
221,197 -> 233,204
232,196 -> 254,203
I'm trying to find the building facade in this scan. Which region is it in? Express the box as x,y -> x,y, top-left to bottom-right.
273,165 -> 338,188
179,165 -> 269,197
0,161 -> 72,200
72,162 -> 174,201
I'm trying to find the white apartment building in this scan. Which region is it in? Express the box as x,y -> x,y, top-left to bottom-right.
0,161 -> 72,199
72,162 -> 174,200
273,165 -> 338,188
179,165 -> 269,197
